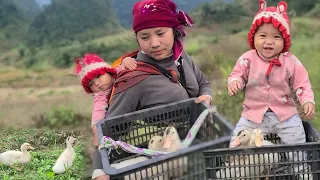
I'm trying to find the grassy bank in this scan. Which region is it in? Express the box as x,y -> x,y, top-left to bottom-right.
0,129 -> 91,180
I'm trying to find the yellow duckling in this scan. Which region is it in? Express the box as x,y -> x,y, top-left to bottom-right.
0,143 -> 34,171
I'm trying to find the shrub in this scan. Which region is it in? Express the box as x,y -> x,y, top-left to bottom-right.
43,105 -> 77,128
53,52 -> 72,68
24,57 -> 38,68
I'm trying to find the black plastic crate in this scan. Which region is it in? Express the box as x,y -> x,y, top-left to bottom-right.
204,121 -> 320,180
96,98 -> 234,179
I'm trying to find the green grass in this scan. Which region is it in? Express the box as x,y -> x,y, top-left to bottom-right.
0,129 -> 90,180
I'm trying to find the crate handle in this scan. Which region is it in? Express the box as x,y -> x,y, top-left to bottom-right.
98,136 -> 170,156
182,108 -> 216,147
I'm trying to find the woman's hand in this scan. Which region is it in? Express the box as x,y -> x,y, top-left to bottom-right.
122,57 -> 137,70
92,125 -> 99,147
195,95 -> 211,105
228,80 -> 241,96
303,102 -> 315,119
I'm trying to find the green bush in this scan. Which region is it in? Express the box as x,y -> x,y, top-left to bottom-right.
185,41 -> 201,56
24,57 -> 38,68
53,52 -> 72,68
205,35 -> 219,44
19,48 -> 25,57
44,105 -> 77,128
215,90 -> 244,125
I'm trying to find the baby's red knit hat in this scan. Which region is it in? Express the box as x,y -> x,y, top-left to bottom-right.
248,0 -> 290,53
74,54 -> 116,93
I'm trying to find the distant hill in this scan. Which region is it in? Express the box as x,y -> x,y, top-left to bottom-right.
111,0 -> 215,27
0,0 -> 40,28
0,0 -> 41,51
27,0 -> 120,47
13,0 -> 41,20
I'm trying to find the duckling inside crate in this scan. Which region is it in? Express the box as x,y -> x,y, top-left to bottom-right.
216,131 -> 313,180
107,126 -> 191,180
262,133 -> 314,180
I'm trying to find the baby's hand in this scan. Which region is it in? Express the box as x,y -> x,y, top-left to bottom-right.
228,81 -> 241,96
122,57 -> 137,70
303,102 -> 315,119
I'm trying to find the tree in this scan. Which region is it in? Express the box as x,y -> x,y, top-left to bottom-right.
196,0 -> 247,26
250,0 -> 318,16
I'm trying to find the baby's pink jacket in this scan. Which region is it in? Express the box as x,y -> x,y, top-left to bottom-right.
91,65 -> 123,127
91,89 -> 111,127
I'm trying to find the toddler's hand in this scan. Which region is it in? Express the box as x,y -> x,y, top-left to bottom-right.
303,102 -> 315,119
92,125 -> 99,147
228,81 -> 241,96
122,57 -> 137,70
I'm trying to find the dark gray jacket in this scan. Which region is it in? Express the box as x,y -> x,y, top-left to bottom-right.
105,51 -> 212,118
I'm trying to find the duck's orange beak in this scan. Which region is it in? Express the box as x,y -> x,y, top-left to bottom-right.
231,138 -> 240,147
29,146 -> 34,150
255,134 -> 263,147
163,138 -> 172,149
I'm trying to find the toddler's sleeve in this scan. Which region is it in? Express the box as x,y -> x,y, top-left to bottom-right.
115,64 -> 123,74
291,57 -> 315,106
228,54 -> 250,89
91,92 -> 108,127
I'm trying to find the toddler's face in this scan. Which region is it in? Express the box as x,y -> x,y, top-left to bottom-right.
89,73 -> 113,93
254,23 -> 284,60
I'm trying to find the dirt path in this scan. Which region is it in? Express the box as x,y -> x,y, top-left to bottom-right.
0,85 -> 82,103
0,85 -> 92,129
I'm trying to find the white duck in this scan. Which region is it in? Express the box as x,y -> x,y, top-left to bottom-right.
148,135 -> 164,151
0,143 -> 34,171
230,129 -> 274,147
148,135 -> 169,180
160,126 -> 187,178
249,129 -> 279,180
217,130 -> 253,179
160,126 -> 183,152
52,136 -> 76,174
230,129 -> 252,147
250,129 -> 275,146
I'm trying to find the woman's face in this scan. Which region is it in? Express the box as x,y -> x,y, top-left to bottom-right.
136,27 -> 174,60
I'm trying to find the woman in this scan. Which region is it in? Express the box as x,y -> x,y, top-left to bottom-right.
92,0 -> 213,179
